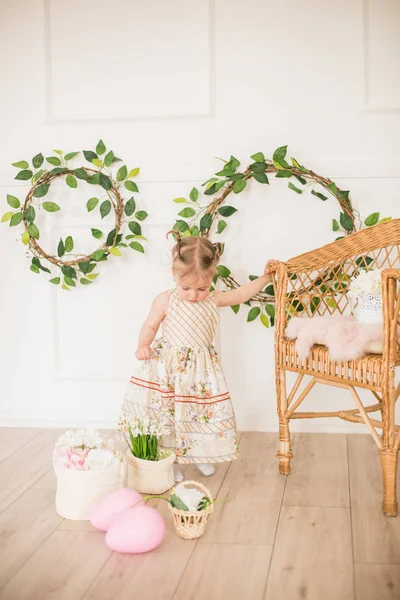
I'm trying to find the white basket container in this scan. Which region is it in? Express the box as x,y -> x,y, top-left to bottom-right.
54,459 -> 126,521
356,292 -> 383,324
126,450 -> 175,494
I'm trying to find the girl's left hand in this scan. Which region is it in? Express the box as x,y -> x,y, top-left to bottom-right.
264,259 -> 280,275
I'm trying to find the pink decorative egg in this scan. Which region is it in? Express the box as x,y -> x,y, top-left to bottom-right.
90,488 -> 143,531
105,505 -> 166,553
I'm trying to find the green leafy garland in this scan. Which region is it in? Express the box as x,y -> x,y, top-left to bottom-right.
2,140 -> 147,289
171,146 -> 391,327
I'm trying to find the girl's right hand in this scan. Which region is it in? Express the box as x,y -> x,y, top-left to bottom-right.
264,259 -> 280,275
135,346 -> 152,360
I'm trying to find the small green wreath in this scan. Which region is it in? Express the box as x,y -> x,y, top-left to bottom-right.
171,145 -> 390,327
2,140 -> 148,289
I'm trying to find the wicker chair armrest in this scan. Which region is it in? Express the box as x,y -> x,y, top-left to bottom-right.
382,268 -> 400,282
382,269 -> 400,363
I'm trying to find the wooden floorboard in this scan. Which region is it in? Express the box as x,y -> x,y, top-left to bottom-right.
354,563 -> 400,600
202,432 -> 286,545
265,506 -> 354,600
283,433 -> 349,507
0,429 -> 62,514
348,434 -> 400,564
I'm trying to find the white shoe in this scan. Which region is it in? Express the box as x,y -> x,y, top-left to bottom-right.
173,464 -> 184,482
196,463 -> 215,477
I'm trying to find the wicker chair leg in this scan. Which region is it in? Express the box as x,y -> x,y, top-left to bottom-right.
278,417 -> 292,475
276,367 -> 293,475
380,448 -> 398,517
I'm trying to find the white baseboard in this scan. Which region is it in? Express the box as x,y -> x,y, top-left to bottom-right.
0,409 -> 369,434
0,409 -> 119,430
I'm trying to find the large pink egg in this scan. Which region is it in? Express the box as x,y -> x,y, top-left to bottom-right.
105,505 -> 166,553
90,488 -> 143,531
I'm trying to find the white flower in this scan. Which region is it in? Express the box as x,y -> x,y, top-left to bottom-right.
119,415 -> 167,439
349,268 -> 382,297
53,428 -> 104,460
85,449 -> 119,470
174,483 -> 205,511
81,429 -> 104,449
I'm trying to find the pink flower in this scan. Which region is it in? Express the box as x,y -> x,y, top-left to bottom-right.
56,447 -> 90,470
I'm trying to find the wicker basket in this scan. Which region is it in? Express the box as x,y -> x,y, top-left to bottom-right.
126,450 -> 175,494
168,480 -> 214,540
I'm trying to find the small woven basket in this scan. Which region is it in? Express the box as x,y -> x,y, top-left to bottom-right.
168,480 -> 214,540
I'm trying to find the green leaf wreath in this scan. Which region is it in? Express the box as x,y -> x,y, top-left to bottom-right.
3,140 -> 148,290
171,145 -> 391,327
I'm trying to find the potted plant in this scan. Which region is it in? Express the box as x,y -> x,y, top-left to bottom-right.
118,415 -> 175,494
53,428 -> 126,521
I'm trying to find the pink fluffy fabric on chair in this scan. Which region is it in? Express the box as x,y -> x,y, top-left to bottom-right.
286,315 -> 384,362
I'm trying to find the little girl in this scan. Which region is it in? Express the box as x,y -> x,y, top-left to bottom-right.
121,233 -> 275,482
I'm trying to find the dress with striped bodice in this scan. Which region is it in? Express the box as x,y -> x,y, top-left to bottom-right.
163,290 -> 218,349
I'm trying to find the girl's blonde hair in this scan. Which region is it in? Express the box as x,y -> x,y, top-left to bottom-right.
167,231 -> 223,276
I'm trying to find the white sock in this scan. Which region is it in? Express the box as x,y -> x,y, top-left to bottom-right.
196,463 -> 215,477
173,463 -> 184,482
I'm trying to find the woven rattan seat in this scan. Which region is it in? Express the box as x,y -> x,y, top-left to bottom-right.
279,340 -> 386,389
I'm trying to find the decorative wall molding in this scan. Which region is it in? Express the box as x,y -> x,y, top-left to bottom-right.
44,0 -> 216,124
361,0 -> 400,114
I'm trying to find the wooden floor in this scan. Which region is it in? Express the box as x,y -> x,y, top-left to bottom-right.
0,429 -> 399,600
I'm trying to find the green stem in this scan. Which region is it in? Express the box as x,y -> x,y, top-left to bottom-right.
130,495 -> 171,509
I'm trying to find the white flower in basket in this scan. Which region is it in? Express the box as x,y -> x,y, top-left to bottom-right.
53,429 -> 126,521
173,483 -> 205,511
168,481 -> 214,539
349,268 -> 382,324
119,415 -> 175,495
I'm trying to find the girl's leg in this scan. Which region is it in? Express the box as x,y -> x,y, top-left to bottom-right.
174,462 -> 216,479
173,463 -> 184,482
195,463 -> 215,476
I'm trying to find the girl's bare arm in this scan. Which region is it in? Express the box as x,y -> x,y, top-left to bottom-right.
214,260 -> 279,308
136,291 -> 169,360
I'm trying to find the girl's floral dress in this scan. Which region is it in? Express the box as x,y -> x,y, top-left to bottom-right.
121,290 -> 239,464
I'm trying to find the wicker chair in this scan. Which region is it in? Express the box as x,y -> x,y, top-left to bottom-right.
271,219 -> 400,516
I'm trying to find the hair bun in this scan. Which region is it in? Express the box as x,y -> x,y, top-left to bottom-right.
213,242 -> 224,261
166,229 -> 182,242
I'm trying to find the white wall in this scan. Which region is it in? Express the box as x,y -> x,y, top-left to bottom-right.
1,0 -> 399,432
